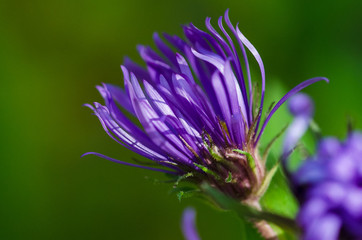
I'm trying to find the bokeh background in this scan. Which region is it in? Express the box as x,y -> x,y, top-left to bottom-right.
1,0 -> 361,239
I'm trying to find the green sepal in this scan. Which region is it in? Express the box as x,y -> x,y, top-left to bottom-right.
209,147 -> 224,162
170,186 -> 200,202
225,172 -> 236,183
204,138 -> 224,162
177,190 -> 198,201
194,163 -> 220,180
256,161 -> 279,197
232,149 -> 256,171
173,172 -> 193,187
262,124 -> 288,163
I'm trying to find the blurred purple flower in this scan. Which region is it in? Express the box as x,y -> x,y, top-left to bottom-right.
84,10 -> 328,200
282,93 -> 314,165
292,132 -> 362,240
181,208 -> 200,240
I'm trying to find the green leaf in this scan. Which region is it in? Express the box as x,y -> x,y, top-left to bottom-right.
260,168 -> 298,219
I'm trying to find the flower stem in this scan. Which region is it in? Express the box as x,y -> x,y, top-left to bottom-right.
254,220 -> 278,240
245,200 -> 278,239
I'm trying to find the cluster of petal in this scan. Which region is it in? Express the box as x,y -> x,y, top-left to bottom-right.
85,10 -> 328,200
293,132 -> 362,240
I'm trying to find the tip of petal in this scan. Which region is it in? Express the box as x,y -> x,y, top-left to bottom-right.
319,77 -> 330,83
96,84 -> 104,92
136,44 -> 146,53
83,103 -> 95,110
81,152 -> 95,158
205,17 -> 211,25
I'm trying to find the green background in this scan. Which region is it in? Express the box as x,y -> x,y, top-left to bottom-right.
1,0 -> 361,239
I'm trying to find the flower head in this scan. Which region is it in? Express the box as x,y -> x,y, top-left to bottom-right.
84,10 -> 327,201
292,132 -> 362,240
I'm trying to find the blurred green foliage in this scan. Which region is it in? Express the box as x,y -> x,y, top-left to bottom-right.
1,0 -> 361,239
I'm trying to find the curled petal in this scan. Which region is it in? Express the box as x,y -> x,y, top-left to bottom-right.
85,103 -> 169,162
236,24 -> 265,131
255,77 -> 329,144
82,152 -> 178,174
191,47 -> 225,73
126,74 -> 193,164
224,10 -> 252,122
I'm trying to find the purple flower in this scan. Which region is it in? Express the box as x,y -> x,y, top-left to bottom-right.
84,10 -> 328,201
292,132 -> 362,240
181,208 -> 200,240
282,93 -> 314,165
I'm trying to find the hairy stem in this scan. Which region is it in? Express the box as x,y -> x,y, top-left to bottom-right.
245,200 -> 278,240
254,220 -> 278,240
